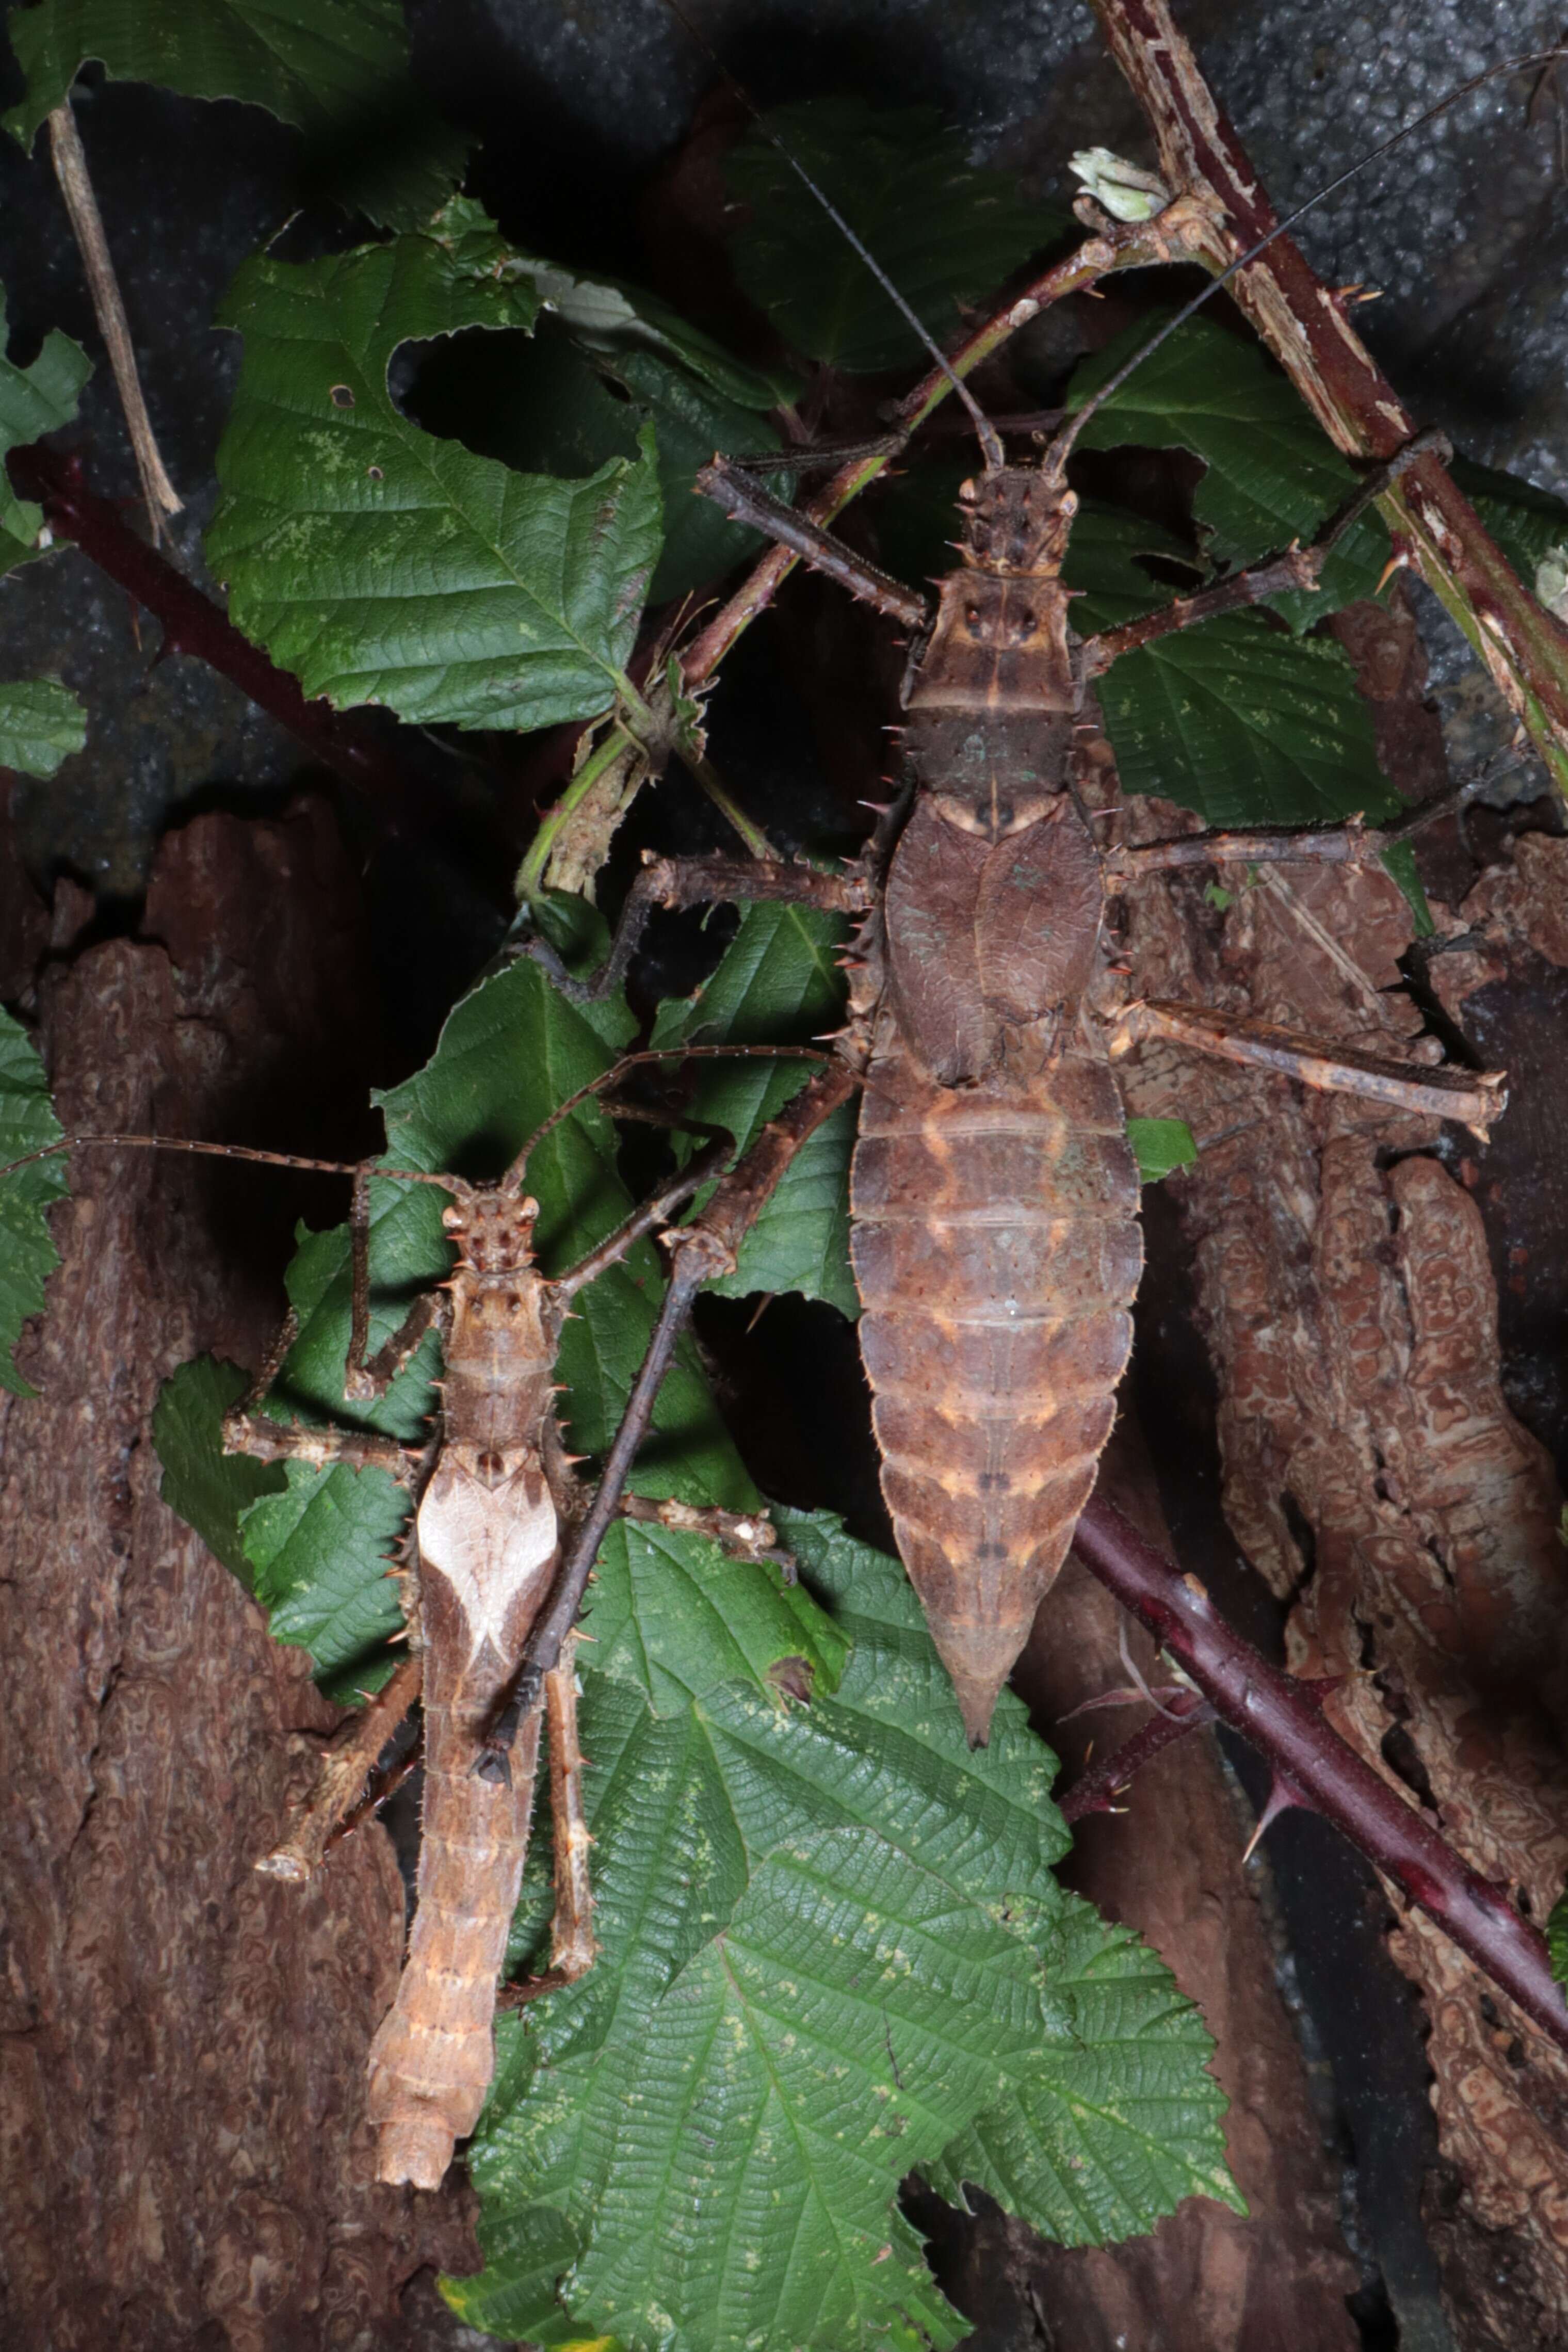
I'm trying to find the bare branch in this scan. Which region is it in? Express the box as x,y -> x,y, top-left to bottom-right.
47,101 -> 182,542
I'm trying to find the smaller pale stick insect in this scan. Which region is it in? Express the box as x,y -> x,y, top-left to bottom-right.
3,1040 -> 826,2190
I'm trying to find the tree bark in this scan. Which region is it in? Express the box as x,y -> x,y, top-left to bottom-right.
0,796 -> 475,2350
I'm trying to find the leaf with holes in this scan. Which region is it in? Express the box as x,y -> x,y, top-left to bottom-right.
4,0 -> 465,228
0,289 -> 90,576
728,96 -> 1068,375
208,201 -> 662,731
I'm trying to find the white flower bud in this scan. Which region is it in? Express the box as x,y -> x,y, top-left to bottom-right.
1068,148 -> 1171,223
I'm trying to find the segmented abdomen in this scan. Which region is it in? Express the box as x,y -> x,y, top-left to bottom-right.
366,1529 -> 546,2188
850,1031 -> 1142,1744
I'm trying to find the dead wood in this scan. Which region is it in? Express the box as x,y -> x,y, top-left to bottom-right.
0,798 -> 475,2349
1004,1425 -> 1362,2352
1109,595 -> 1568,2342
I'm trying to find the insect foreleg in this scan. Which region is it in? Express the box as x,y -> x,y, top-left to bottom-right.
533,852 -> 868,1007
1080,545 -> 1319,673
497,1635 -> 597,2010
551,1133 -> 732,1300
256,1651 -> 424,1883
220,1411 -> 422,1477
695,460 -> 932,627
1081,427 -> 1456,678
1109,997 -> 1507,1138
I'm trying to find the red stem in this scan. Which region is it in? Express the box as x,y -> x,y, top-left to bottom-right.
8,442 -> 437,841
1057,1689 -> 1214,1824
1073,1495 -> 1568,2053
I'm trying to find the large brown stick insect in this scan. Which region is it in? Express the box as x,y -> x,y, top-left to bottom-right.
5,1042 -> 845,2188
541,73 -> 1519,1748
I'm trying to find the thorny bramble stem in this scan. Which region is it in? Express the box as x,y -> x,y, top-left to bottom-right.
1057,1689 -> 1216,1825
1073,1496 -> 1568,2052
1089,0 -> 1568,792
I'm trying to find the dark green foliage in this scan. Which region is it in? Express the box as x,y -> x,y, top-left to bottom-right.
0,1009 -> 67,1395
4,0 -> 466,227
0,291 -> 90,575
0,676 -> 87,776
727,97 -> 1070,374
1067,313 -> 1391,631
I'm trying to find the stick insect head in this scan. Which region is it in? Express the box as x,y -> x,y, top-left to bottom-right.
440,1178 -> 542,1276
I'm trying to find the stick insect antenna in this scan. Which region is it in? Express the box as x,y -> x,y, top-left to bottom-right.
661,0 -> 1006,474
0,1132 -> 461,1190
1042,44 -> 1567,480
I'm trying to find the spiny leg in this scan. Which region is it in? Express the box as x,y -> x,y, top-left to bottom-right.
1102,778 -> 1477,881
1109,997 -> 1507,1139
478,1058 -> 859,1774
530,851 -> 869,1007
257,1651 -> 424,1883
616,1494 -> 796,1578
695,459 -> 932,628
345,1166 -> 454,1404
497,1635 -> 597,2009
1081,427 -> 1453,676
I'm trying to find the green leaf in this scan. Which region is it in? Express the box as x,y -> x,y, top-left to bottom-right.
1060,498 -> 1198,633
439,2203 -> 589,2345
1127,1117 -> 1197,1183
1379,840 -> 1434,939
459,1516 -> 1236,2351
511,256 -> 788,413
207,203 -> 664,731
649,899 -> 858,1316
0,1004 -> 67,1394
728,97 -> 1066,375
613,350 -> 785,602
1096,610 -> 1397,828
4,0 -> 466,228
585,1516 -> 848,1716
1069,314 -> 1389,629
0,674 -> 86,776
1548,1890 -> 1568,1991
0,289 -> 91,576
1450,455 -> 1568,589
407,317 -> 786,604
238,1454 -> 409,1701
153,1354 -> 285,1574
927,1892 -> 1242,2244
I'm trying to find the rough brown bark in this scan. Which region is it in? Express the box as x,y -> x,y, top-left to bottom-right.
1109,621 -> 1568,2345
0,798 -> 476,2350
996,1426 -> 1362,2352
